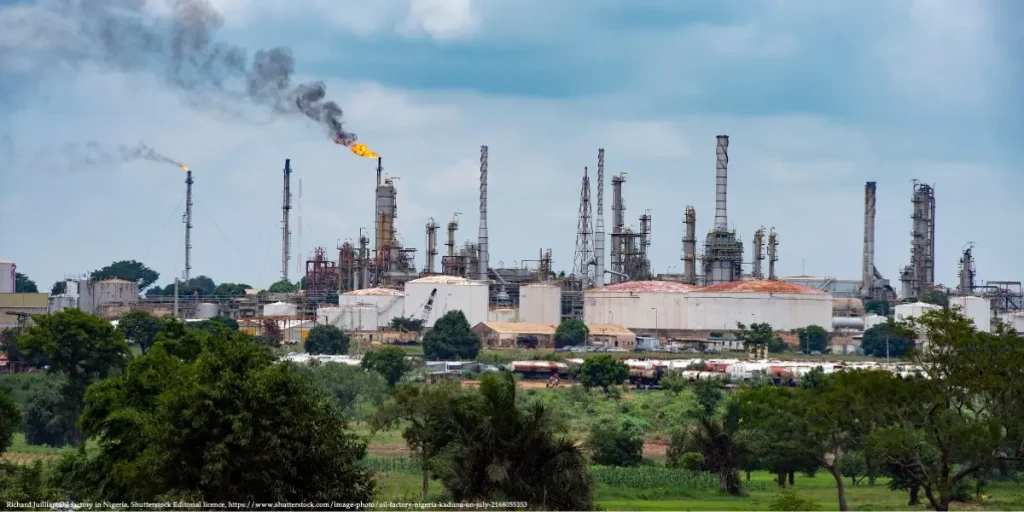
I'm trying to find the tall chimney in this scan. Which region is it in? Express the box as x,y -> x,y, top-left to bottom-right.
682,206 -> 696,284
594,149 -> 606,287
714,135 -> 729,231
478,145 -> 489,281
281,159 -> 292,283
184,170 -> 193,282
861,181 -> 876,298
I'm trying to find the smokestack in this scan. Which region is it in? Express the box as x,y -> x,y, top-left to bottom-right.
478,145 -> 489,281
184,170 -> 193,282
767,229 -> 778,280
682,206 -> 696,284
715,135 -> 729,231
376,157 -> 382,185
425,218 -> 438,274
281,159 -> 292,283
595,149 -> 606,287
861,181 -> 876,298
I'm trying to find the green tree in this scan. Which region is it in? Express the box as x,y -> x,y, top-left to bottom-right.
63,328 -> 375,503
212,282 -> 251,298
17,309 -> 130,446
0,389 -> 18,453
268,280 -> 298,293
91,260 -> 160,290
735,387 -> 818,489
422,310 -> 481,360
736,322 -> 785,355
588,421 -> 643,467
51,281 -> 67,295
389,316 -> 425,332
861,322 -> 913,358
14,273 -> 37,293
305,325 -> 350,355
866,309 -> 1024,511
189,316 -> 239,333
23,381 -> 75,448
693,378 -> 724,417
0,461 -> 54,502
920,288 -> 949,307
433,372 -> 594,509
578,355 -> 628,393
796,325 -> 829,353
373,381 -> 469,500
116,311 -> 164,355
864,300 -> 890,316
554,318 -> 588,348
301,363 -> 388,420
360,346 -> 412,387
690,405 -> 748,495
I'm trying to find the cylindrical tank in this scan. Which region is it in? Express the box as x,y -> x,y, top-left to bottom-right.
688,280 -> 833,331
584,281 -> 696,330
339,288 -> 405,328
948,296 -> 991,333
832,316 -> 864,329
864,314 -> 887,331
0,260 -> 15,293
196,303 -> 219,319
894,302 -> 940,322
263,301 -> 298,317
487,308 -> 519,322
520,284 -> 561,324
403,276 -> 489,328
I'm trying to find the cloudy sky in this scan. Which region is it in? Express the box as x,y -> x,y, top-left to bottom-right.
1,0 -> 1021,293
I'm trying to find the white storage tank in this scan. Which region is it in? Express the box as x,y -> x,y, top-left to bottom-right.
688,280 -> 833,332
894,302 -> 941,323
48,295 -> 77,313
584,281 -> 697,330
0,260 -> 14,293
864,314 -> 888,331
196,303 -> 219,319
998,313 -> 1024,332
520,284 -> 561,325
263,301 -> 298,317
949,296 -> 991,333
340,287 -> 405,328
404,276 -> 489,328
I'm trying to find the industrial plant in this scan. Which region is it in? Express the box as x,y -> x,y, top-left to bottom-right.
3,134 -> 1023,347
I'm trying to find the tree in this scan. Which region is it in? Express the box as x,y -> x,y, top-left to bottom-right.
145,276 -> 217,298
116,311 -> 164,355
588,421 -> 643,467
268,280 -> 297,293
866,309 -> 1024,511
0,389 -> 18,453
433,372 -> 594,509
360,346 -> 412,387
389,316 -> 425,332
421,310 -> 481,360
91,260 -> 159,290
693,378 -> 724,417
736,322 -> 785,355
736,387 -> 818,489
920,288 -> 949,307
690,405 -> 748,495
578,355 -> 628,393
190,316 -> 240,334
554,318 -> 588,348
212,282 -> 251,298
301,362 -> 388,420
861,322 -> 913,358
305,325 -> 349,355
64,328 -> 375,503
864,300 -> 890,316
14,273 -> 37,293
51,281 -> 67,295
24,382 -> 75,448
373,381 -> 469,499
796,325 -> 829,353
17,309 -> 130,446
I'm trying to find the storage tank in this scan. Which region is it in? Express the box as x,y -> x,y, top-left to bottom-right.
832,316 -> 864,330
488,308 -> 519,322
0,260 -> 14,293
949,296 -> 991,333
339,287 -> 405,328
894,302 -> 940,322
263,301 -> 298,317
404,276 -> 489,328
196,303 -> 219,319
864,314 -> 888,331
998,313 -> 1024,332
688,280 -> 833,332
584,281 -> 697,330
48,295 -> 77,313
520,284 -> 561,324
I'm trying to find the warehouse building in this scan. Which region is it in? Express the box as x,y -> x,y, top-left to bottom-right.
472,322 -> 557,348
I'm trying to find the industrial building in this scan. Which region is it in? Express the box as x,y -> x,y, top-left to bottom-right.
0,293 -> 48,329
472,322 -> 556,348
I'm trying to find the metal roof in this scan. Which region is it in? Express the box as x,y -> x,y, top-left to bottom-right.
476,322 -> 557,335
343,287 -> 403,296
700,280 -> 827,294
409,275 -> 474,284
594,281 -> 698,293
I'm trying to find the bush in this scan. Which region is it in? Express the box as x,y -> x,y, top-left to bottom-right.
678,452 -> 705,472
305,325 -> 350,355
660,374 -> 687,394
588,422 -> 644,467
769,491 -> 822,511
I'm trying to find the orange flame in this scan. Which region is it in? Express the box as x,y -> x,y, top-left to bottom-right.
350,143 -> 379,159
178,163 -> 189,171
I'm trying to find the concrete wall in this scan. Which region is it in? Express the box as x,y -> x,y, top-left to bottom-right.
519,284 -> 561,324
686,292 -> 833,332
584,292 -> 688,330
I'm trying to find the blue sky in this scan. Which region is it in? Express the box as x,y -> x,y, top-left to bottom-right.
1,0 -> 1022,293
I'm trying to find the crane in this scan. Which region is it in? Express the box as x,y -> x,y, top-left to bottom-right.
418,288 -> 438,322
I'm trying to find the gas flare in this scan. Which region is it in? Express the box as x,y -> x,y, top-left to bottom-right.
178,163 -> 189,171
349,143 -> 379,159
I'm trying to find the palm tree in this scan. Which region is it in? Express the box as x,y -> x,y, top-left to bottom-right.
690,403 -> 748,495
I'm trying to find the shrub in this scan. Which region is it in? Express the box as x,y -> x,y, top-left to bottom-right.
588,422 -> 643,467
769,491 -> 822,511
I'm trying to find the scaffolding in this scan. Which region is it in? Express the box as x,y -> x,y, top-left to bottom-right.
702,230 -> 743,285
303,247 -> 339,297
901,180 -> 936,298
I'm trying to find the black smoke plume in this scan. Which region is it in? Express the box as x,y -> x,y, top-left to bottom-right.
2,0 -> 356,144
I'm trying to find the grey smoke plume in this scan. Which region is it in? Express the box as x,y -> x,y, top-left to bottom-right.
32,141 -> 183,169
2,0 -> 357,145
119,142 -> 181,167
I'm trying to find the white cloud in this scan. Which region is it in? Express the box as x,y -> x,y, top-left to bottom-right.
399,0 -> 479,41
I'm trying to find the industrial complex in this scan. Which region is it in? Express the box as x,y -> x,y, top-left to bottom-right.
2,134 -> 1023,348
